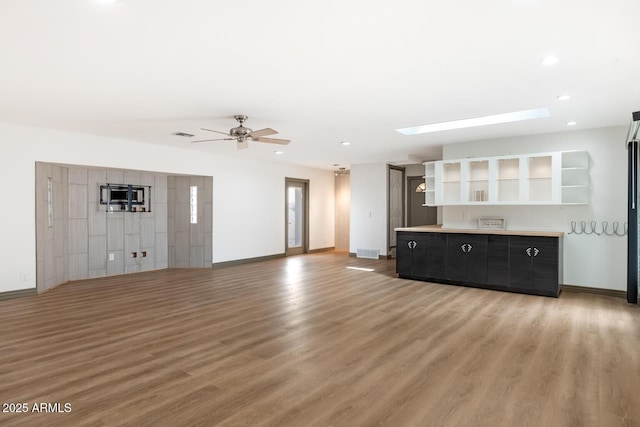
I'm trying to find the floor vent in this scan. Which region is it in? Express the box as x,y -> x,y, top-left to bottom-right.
356,248 -> 380,259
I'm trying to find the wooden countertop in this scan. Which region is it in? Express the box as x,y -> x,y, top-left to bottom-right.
395,224 -> 564,237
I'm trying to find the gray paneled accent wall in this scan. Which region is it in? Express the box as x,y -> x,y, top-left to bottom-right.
82,167 -> 168,278
204,175 -> 213,266
36,163 -> 208,290
167,176 -> 176,267
36,163 -> 170,289
68,168 -> 89,280
105,169 -> 124,276
88,169 -> 108,277
168,175 -> 212,268
35,162 -> 68,292
154,174 -> 169,268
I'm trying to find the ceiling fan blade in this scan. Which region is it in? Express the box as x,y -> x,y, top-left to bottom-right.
254,137 -> 291,145
191,137 -> 234,143
201,127 -> 231,136
237,140 -> 249,150
249,128 -> 278,138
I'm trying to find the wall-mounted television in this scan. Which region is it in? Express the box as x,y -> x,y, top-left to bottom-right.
100,184 -> 151,212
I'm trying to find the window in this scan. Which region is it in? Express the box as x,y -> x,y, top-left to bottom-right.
47,177 -> 53,228
190,185 -> 198,224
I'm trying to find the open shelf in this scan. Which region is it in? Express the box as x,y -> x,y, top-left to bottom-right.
528,156 -> 552,202
497,180 -> 519,202
442,162 -> 461,182
496,158 -> 520,202
561,150 -> 589,169
424,162 -> 436,175
469,160 -> 489,181
423,161 -> 437,205
424,190 -> 436,205
560,151 -> 589,204
443,182 -> 461,204
561,185 -> 589,204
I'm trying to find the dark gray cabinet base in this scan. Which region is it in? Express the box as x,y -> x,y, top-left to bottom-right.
396,231 -> 562,297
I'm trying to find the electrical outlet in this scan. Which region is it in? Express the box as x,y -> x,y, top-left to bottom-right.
131,252 -> 137,258
20,272 -> 28,282
108,253 -> 115,261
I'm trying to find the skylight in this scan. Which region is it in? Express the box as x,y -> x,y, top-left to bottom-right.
395,108 -> 550,135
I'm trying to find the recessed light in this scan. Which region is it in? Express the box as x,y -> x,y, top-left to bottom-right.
566,121 -> 577,126
96,0 -> 118,3
395,108 -> 550,135
556,94 -> 571,101
541,56 -> 559,66
341,141 -> 351,146
274,150 -> 284,154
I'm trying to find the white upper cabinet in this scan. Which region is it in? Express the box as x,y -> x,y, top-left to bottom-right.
560,150 -> 589,204
495,157 -> 520,202
424,162 -> 436,205
423,150 -> 589,206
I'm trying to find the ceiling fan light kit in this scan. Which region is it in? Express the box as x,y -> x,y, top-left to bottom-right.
192,115 -> 291,150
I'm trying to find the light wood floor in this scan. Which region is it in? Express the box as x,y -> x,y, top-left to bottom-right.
1,252 -> 639,427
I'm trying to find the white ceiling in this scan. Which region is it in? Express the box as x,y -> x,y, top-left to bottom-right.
1,0 -> 639,170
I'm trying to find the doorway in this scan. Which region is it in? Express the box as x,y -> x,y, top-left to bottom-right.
388,166 -> 405,257
407,176 -> 438,226
334,170 -> 350,251
285,178 -> 309,256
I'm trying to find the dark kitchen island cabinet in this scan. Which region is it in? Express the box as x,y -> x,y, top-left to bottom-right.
396,226 -> 563,297
396,232 -> 447,281
445,233 -> 488,285
508,236 -> 560,297
396,232 -> 429,279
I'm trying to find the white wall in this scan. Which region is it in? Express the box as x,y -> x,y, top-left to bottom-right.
404,164 -> 424,177
442,126 -> 627,290
350,163 -> 388,256
0,121 -> 335,293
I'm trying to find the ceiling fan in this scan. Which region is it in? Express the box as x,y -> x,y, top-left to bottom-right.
191,115 -> 291,150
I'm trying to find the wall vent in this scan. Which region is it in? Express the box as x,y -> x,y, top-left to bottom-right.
172,132 -> 194,138
356,248 -> 380,259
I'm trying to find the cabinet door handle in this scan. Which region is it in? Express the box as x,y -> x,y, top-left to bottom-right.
460,243 -> 473,253
533,247 -> 539,257
526,247 -> 532,257
408,240 -> 417,249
